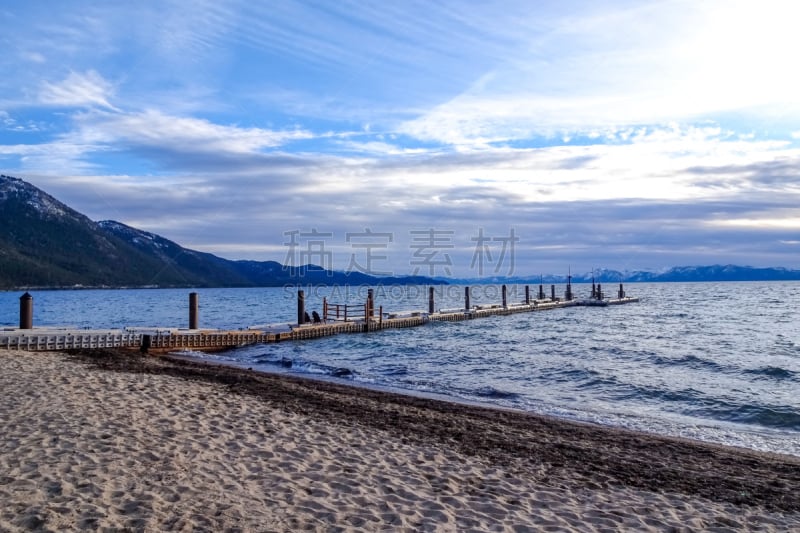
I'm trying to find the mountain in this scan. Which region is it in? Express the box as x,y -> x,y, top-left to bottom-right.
625,264 -> 800,282
96,220 -> 253,287
0,174 -> 441,289
447,264 -> 800,285
230,260 -> 437,286
0,174 -> 202,288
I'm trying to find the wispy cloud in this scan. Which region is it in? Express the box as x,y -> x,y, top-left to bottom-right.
71,109 -> 314,154
39,71 -> 117,109
401,0 -> 800,147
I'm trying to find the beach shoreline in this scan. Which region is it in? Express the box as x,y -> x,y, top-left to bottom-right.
2,348 -> 799,531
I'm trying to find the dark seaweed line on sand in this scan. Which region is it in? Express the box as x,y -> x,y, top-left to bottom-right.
66,349 -> 800,513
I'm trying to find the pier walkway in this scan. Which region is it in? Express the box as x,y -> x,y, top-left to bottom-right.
1,287 -> 639,352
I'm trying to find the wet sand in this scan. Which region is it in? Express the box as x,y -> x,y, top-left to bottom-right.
1,348 -> 798,531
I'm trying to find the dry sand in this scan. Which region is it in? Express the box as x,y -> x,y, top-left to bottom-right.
1,348 -> 799,532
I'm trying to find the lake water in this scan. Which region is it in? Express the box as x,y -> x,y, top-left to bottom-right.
2,282 -> 799,456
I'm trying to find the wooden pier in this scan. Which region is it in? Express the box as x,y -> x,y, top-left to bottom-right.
1,286 -> 639,352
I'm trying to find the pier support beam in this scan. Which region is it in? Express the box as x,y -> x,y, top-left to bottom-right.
597,283 -> 603,300
551,285 -> 556,301
618,283 -> 625,299
428,287 -> 435,314
465,286 -> 470,312
538,284 -> 545,300
565,275 -> 573,301
189,292 -> 199,329
297,290 -> 306,325
19,292 -> 33,330
525,285 -> 530,305
502,284 -> 508,308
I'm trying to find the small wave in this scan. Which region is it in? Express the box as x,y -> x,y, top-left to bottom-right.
743,366 -> 797,380
590,377 -> 706,406
688,403 -> 800,431
474,386 -> 520,400
577,375 -> 623,390
170,349 -> 217,358
608,379 -> 800,431
260,357 -> 357,380
773,336 -> 800,356
665,312 -> 690,319
545,367 -> 601,383
330,367 -> 355,378
650,353 -> 726,372
376,364 -> 409,377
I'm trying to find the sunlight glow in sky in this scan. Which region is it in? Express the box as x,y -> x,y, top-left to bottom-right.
2,0 -> 800,276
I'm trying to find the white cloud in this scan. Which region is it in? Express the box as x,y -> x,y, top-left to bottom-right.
21,51 -> 46,63
39,70 -> 117,109
71,109 -> 314,154
708,215 -> 800,229
400,0 -> 800,147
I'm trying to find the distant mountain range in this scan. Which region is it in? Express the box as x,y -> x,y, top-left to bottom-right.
445,264 -> 800,285
0,174 -> 437,290
2,174 -> 799,290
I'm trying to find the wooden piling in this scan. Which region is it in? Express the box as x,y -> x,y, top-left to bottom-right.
502,284 -> 508,308
367,288 -> 374,318
551,285 -> 556,301
525,285 -> 530,305
465,286 -> 471,311
538,284 -> 545,300
618,283 -> 625,299
19,292 -> 33,330
189,292 -> 199,329
297,290 -> 305,325
140,334 -> 151,354
428,287 -> 435,314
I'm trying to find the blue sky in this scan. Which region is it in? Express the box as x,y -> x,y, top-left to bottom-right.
2,0 -> 800,277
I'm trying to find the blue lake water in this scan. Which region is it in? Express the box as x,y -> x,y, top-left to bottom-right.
2,282 -> 799,456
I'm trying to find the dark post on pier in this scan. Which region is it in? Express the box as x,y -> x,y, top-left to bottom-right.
428,287 -> 435,314
19,292 -> 33,330
189,292 -> 199,330
367,289 -> 374,318
551,285 -> 556,301
538,284 -> 546,300
465,286 -> 471,312
618,283 -> 625,299
502,284 -> 508,308
297,290 -> 305,325
525,285 -> 531,305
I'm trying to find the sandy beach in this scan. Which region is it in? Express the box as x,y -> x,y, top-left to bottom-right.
1,349 -> 798,531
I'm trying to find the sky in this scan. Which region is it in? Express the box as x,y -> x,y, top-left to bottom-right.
2,0 -> 800,278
